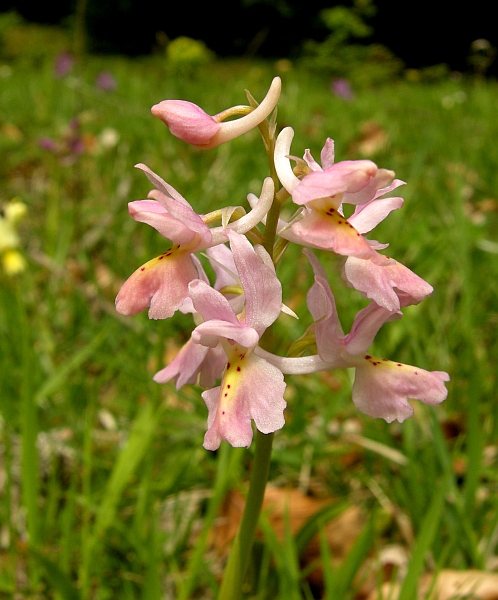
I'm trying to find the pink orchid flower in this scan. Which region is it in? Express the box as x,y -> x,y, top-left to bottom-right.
115,165 -> 274,320
257,251 -> 449,423
307,250 -> 448,421
273,128 -> 433,311
188,231 -> 286,450
151,77 -> 281,149
274,127 -> 398,258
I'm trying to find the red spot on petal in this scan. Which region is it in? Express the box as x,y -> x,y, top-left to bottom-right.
222,411 -> 225,415
140,267 -> 145,271
237,366 -> 241,372
397,363 -> 402,367
224,393 -> 228,397
227,363 -> 231,370
227,384 -> 231,389
158,255 -> 164,260
365,355 -> 371,359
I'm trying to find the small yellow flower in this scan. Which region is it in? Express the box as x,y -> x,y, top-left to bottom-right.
0,198 -> 27,275
2,249 -> 26,275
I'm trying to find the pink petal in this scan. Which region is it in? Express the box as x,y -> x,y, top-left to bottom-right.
192,319 -> 260,348
352,357 -> 450,422
154,339 -> 208,388
292,210 -> 374,258
154,339 -> 226,389
189,279 -> 260,347
303,148 -> 322,172
202,350 -> 286,450
343,255 -> 434,311
206,243 -> 238,290
348,196 -> 404,234
135,163 -> 191,206
304,250 -> 346,364
373,178 -> 406,199
342,169 -> 395,205
115,250 -> 197,319
344,303 -> 401,356
228,231 -> 282,334
320,138 -> 335,170
147,190 -> 212,243
292,160 -> 378,206
189,279 -> 239,325
128,200 -> 198,244
151,100 -> 221,145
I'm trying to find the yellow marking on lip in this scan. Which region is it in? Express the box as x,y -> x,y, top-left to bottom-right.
218,346 -> 249,415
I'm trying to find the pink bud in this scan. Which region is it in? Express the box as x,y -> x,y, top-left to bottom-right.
151,77 -> 281,149
151,100 -> 221,146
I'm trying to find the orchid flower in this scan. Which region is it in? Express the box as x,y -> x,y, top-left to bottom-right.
273,128 -> 433,310
274,127 -> 397,257
151,77 -> 281,149
188,230 -> 286,450
257,250 -> 449,423
306,250 -> 448,421
115,165 -> 274,320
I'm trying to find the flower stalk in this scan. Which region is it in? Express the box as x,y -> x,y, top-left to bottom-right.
218,430 -> 274,599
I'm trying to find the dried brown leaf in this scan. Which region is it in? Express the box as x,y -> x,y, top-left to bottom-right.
366,569 -> 498,600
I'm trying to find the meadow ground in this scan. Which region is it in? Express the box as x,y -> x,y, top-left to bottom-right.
0,56 -> 497,599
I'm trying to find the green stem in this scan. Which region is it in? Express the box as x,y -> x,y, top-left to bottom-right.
218,431 -> 274,599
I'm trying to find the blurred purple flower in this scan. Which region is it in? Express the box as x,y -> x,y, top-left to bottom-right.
54,53 -> 74,78
39,137 -> 58,152
331,78 -> 355,101
39,118 -> 85,165
95,71 -> 117,91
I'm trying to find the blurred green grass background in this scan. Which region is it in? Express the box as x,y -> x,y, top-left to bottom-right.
1,55 -> 497,598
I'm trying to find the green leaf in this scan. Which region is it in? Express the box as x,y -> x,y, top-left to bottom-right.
29,549 -> 81,600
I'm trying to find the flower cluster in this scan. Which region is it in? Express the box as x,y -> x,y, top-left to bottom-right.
116,77 -> 449,450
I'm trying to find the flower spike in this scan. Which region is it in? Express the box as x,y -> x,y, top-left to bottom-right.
116,77 -> 449,452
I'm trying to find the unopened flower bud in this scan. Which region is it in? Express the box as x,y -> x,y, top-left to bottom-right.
151,101 -> 221,146
151,77 -> 281,149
